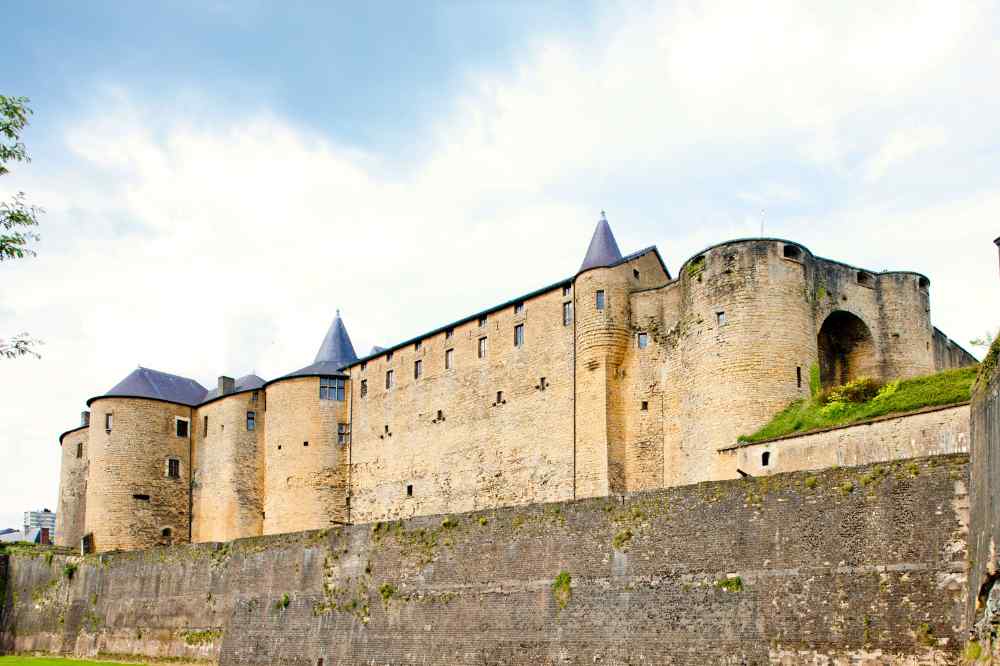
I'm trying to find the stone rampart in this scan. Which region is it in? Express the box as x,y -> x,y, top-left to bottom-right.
2,454 -> 970,665
721,403 -> 969,477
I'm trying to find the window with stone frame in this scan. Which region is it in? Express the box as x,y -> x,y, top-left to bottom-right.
320,376 -> 345,401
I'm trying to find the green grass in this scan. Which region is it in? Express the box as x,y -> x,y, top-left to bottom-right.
738,366 -> 977,443
0,659 -> 145,665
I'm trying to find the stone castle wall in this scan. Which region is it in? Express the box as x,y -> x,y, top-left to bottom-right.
263,377 -> 350,535
85,398 -> 192,552
55,427 -> 89,548
968,343 -> 1000,649
191,391 -> 265,544
722,403 -> 970,477
349,280 -> 580,522
2,455 -> 971,665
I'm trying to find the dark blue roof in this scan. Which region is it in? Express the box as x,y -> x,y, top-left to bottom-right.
92,366 -> 209,406
579,214 -> 623,272
201,374 -> 266,402
275,311 -> 358,380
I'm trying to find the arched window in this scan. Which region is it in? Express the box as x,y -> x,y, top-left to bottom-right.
761,451 -> 770,467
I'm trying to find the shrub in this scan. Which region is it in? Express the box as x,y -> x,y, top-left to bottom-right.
612,529 -> 633,551
275,593 -> 290,610
62,563 -> 78,580
823,377 -> 882,405
963,640 -> 983,661
552,571 -> 572,610
804,476 -> 818,489
378,582 -> 397,605
714,576 -> 743,592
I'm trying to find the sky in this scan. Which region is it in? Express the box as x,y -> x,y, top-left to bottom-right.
1,1 -> 998,532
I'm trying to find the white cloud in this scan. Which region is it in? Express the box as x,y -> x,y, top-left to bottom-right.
1,0 -> 999,529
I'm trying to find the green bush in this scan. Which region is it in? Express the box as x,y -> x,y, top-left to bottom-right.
821,377 -> 881,404
551,571 -> 572,610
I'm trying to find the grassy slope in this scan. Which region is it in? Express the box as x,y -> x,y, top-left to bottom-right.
739,366 -> 978,443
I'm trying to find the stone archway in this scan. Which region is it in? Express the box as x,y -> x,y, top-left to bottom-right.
817,310 -> 877,388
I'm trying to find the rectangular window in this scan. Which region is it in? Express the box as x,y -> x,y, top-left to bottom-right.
251,391 -> 258,403
361,361 -> 367,372
478,336 -> 487,359
445,328 -> 454,340
496,390 -> 504,404
414,359 -> 423,379
596,290 -> 605,310
337,423 -> 350,444
514,302 -> 524,315
385,369 -> 394,389
360,379 -> 368,398
514,324 -> 524,347
414,340 -> 422,351
563,301 -> 572,326
717,311 -> 726,326
167,458 -> 180,479
105,413 -> 113,431
637,332 -> 649,348
633,268 -> 640,279
386,350 -> 393,361
76,442 -> 83,458
796,366 -> 802,388
445,348 -> 454,369
562,285 -> 571,297
320,377 -> 346,401
247,411 -> 256,431
176,418 -> 189,438
203,415 -> 208,436
641,401 -> 649,411
478,315 -> 487,327
406,484 -> 413,497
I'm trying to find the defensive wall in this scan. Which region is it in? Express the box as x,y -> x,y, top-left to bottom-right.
720,403 -> 970,477
3,454 -> 971,665
968,337 -> 1000,656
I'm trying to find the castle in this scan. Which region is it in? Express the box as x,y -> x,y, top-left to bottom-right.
54,217 -> 976,553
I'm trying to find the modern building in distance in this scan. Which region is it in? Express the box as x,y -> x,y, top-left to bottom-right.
55,216 -> 977,553
23,509 -> 55,538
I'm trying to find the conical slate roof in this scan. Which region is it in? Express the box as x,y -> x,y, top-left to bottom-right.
579,212 -> 623,273
280,310 -> 358,379
93,367 -> 208,406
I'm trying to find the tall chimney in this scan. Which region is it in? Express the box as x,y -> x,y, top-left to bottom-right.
218,376 -> 235,396
81,411 -> 90,427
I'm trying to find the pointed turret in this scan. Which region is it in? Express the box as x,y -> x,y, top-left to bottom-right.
579,211 -> 623,273
314,309 -> 358,369
279,310 -> 359,378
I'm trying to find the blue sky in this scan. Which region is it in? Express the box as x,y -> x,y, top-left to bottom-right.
1,1 -> 999,531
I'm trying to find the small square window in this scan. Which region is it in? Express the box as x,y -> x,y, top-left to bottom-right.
641,401 -> 648,411
303,441 -> 309,447
514,324 -> 524,347
360,379 -> 368,398
385,369 -> 394,389
445,348 -> 454,369
637,332 -> 649,348
478,315 -> 487,327
478,337 -> 487,359
514,302 -> 524,315
414,340 -> 422,351
716,311 -> 726,326
176,418 -> 189,438
338,423 -> 350,444
246,411 -> 256,431
445,328 -> 454,340
596,290 -> 605,310
563,302 -> 572,326
414,359 -> 423,379
562,285 -> 571,297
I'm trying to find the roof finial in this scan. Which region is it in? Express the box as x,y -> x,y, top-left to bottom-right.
601,209 -> 607,222
336,308 -> 340,317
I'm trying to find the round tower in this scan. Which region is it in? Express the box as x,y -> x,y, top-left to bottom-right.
263,311 -> 357,534
874,271 -> 935,378
55,419 -> 89,548
573,214 -> 633,497
667,239 -> 818,484
83,367 -> 203,552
